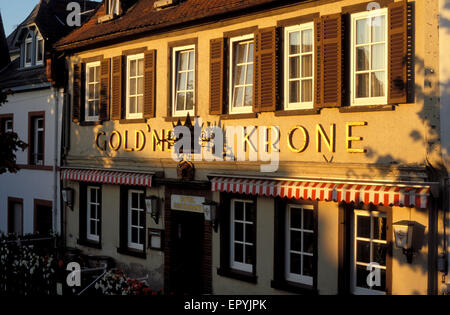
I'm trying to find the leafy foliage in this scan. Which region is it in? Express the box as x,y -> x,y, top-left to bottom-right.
0,89 -> 27,174
94,269 -> 162,296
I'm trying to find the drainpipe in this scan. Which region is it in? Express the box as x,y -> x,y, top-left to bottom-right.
53,87 -> 60,236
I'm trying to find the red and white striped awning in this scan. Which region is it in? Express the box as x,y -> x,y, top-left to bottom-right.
61,168 -> 153,187
211,176 -> 431,209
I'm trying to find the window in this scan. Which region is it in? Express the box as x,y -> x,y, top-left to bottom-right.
4,119 -> 13,133
36,34 -> 44,65
285,204 -> 314,285
24,31 -> 33,67
284,23 -> 314,110
87,186 -> 101,242
107,0 -> 120,16
128,190 -> 145,251
30,115 -> 44,165
85,61 -> 101,121
229,35 -> 254,114
8,198 -> 23,236
126,54 -> 144,119
172,45 -> 195,117
351,9 -> 388,106
352,210 -> 387,295
230,199 -> 255,273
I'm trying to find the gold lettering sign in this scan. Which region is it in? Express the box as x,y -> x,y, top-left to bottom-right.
346,122 -> 367,153
288,126 -> 309,153
95,131 -> 106,151
316,124 -> 335,153
109,131 -> 121,151
135,130 -> 146,151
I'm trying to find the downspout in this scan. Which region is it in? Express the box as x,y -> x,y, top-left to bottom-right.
53,87 -> 59,236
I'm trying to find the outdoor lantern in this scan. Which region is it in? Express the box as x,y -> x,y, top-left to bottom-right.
61,187 -> 74,210
145,196 -> 160,224
203,200 -> 219,232
393,220 -> 416,263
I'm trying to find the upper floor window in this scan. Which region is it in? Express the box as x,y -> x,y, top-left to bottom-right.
29,114 -> 44,166
107,0 -> 120,16
351,9 -> 388,106
229,34 -> 254,114
126,54 -> 144,119
22,29 -> 44,68
0,115 -> 13,133
85,61 -> 101,121
4,119 -> 13,133
24,31 -> 33,67
36,34 -> 44,65
284,23 -> 314,110
172,45 -> 195,117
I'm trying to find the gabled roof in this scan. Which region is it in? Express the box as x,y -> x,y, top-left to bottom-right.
8,0 -> 101,49
1,0 -> 100,89
0,13 -> 10,70
55,0 -> 307,51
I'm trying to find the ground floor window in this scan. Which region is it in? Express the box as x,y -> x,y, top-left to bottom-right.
285,204 -> 315,285
351,209 -> 387,295
8,198 -> 23,236
128,189 -> 146,251
78,183 -> 102,246
230,199 -> 255,273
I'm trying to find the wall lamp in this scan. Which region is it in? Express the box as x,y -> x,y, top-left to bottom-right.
61,187 -> 74,210
145,196 -> 160,224
393,220 -> 417,264
203,200 -> 219,232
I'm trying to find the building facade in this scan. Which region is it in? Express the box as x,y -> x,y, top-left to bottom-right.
0,0 -> 99,237
54,0 -> 448,294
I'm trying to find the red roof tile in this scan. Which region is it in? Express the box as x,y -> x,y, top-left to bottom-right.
55,0 -> 307,51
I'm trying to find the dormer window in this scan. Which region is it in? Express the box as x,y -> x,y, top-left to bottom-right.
24,31 -> 33,67
107,0 -> 120,16
21,29 -> 45,68
36,34 -> 44,65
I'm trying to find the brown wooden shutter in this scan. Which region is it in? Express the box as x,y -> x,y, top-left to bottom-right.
254,27 -> 277,112
143,50 -> 156,119
209,38 -> 224,115
321,14 -> 342,107
314,17 -> 323,108
111,56 -> 123,120
388,0 -> 407,104
99,58 -> 111,121
72,63 -> 85,122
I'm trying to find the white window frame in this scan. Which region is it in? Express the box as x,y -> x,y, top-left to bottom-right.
24,31 -> 33,67
172,45 -> 196,117
35,33 -> 44,65
229,34 -> 254,114
86,186 -> 101,242
126,54 -> 144,119
351,210 -> 387,295
230,199 -> 254,273
85,61 -> 101,121
350,8 -> 388,106
107,0 -> 120,16
284,22 -> 314,110
4,119 -> 13,133
33,117 -> 44,165
285,204 -> 314,285
128,189 -> 145,251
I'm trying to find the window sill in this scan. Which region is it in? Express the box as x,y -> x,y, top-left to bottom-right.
275,109 -> 320,116
77,238 -> 102,250
18,164 -> 53,171
117,247 -> 146,259
119,119 -> 147,124
219,113 -> 258,120
339,105 -> 395,113
79,121 -> 103,126
217,267 -> 257,284
164,116 -> 198,122
271,280 -> 318,295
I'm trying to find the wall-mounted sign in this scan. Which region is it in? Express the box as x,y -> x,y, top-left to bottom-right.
171,195 -> 205,213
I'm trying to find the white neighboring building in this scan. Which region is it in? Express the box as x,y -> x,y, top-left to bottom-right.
0,0 -> 100,236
